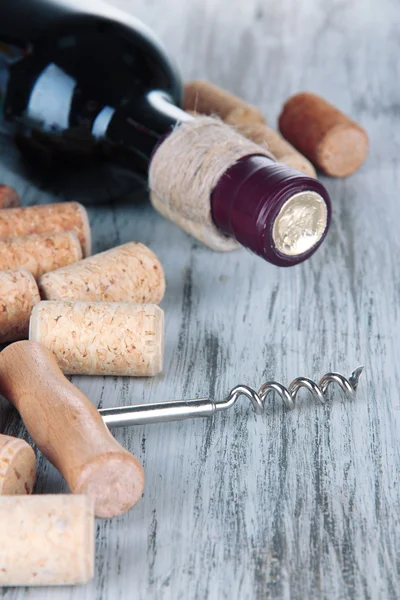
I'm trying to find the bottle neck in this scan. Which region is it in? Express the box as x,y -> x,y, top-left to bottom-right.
105,90 -> 193,166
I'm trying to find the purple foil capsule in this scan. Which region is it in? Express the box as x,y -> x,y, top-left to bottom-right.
211,154 -> 331,267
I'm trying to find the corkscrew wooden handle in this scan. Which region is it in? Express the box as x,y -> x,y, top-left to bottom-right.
0,341 -> 144,518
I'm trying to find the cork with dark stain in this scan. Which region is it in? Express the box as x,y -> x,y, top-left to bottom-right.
278,92 -> 369,177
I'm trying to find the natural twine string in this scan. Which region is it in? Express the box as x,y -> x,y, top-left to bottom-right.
149,116 -> 273,251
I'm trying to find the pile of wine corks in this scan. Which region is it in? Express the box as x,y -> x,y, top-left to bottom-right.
0,189 -> 165,377
184,81 -> 369,178
0,188 -> 167,585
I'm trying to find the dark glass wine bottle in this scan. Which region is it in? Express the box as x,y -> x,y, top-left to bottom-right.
0,0 -> 331,266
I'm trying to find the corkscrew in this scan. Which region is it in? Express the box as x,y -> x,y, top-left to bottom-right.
99,367 -> 364,428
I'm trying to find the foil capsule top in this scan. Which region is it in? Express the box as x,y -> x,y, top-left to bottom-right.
272,190 -> 328,257
211,154 -> 332,267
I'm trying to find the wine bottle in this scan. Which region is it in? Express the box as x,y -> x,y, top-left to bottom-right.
0,0 -> 331,267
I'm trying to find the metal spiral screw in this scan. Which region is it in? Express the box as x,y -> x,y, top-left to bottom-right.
99,367 -> 364,428
215,366 -> 364,415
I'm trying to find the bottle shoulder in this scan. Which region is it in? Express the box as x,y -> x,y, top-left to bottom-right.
0,0 -> 182,105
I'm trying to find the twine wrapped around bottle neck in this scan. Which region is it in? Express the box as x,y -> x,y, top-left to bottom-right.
148,116 -> 274,251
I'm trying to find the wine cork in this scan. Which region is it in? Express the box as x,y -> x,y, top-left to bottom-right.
278,92 -> 369,177
0,232 -> 82,279
0,495 -> 94,586
0,202 -> 91,256
0,434 -> 36,495
30,300 -> 164,376
38,241 -> 165,304
0,185 -> 20,209
184,80 -> 266,125
226,120 -> 317,178
184,81 -> 315,177
0,270 -> 41,343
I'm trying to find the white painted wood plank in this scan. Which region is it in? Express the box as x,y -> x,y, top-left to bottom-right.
1,0 -> 400,598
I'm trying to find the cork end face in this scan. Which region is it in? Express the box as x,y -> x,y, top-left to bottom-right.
67,231 -> 84,262
74,453 -> 145,518
0,438 -> 36,495
19,269 -> 41,304
131,242 -> 166,304
0,269 -> 40,343
272,191 -> 328,257
75,203 -> 92,257
318,124 -> 369,177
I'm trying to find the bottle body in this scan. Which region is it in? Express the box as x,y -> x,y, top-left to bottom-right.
0,0 -> 184,177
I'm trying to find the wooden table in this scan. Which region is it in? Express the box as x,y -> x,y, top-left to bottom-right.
1,0 -> 399,598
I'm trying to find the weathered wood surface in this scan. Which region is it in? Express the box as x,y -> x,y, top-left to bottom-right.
1,0 -> 400,598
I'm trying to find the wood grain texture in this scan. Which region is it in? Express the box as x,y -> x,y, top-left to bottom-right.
0,342 -> 145,518
0,0 -> 399,597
